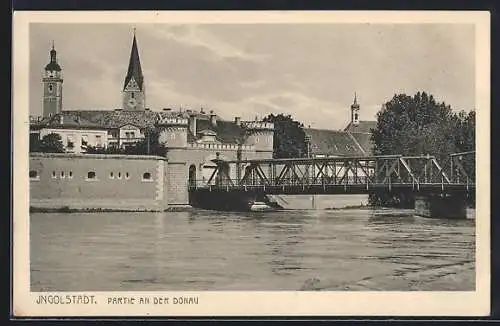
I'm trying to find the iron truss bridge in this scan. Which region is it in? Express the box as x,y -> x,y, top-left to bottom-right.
189,151 -> 475,195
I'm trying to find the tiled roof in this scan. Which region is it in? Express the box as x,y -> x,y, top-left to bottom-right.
73,110 -> 157,129
304,128 -> 366,156
31,112 -> 102,130
213,120 -> 246,144
31,110 -> 185,130
195,117 -> 245,144
349,132 -> 374,156
344,120 -> 377,133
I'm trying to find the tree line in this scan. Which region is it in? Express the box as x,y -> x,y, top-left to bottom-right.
369,92 -> 475,207
263,92 -> 475,208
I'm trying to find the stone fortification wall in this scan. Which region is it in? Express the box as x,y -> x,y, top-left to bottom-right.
29,153 -> 168,211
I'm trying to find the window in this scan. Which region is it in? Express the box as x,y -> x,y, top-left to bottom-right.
86,171 -> 97,180
125,172 -> 130,179
67,136 -> 74,149
48,84 -> 53,92
29,170 -> 39,180
131,92 -> 135,99
171,133 -> 176,140
130,132 -> 135,139
95,135 -> 102,147
68,171 -> 73,179
52,171 -> 57,179
118,172 -> 122,179
109,172 -> 114,179
142,172 -> 152,181
81,135 -> 88,146
60,171 -> 65,178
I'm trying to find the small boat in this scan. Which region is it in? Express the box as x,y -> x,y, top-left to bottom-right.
249,201 -> 274,212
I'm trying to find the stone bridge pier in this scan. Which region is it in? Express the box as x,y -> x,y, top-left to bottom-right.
414,194 -> 471,219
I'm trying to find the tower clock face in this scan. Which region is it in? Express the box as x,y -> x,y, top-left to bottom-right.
127,98 -> 137,109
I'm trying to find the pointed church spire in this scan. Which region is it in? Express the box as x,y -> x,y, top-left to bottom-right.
351,92 -> 359,109
123,30 -> 144,91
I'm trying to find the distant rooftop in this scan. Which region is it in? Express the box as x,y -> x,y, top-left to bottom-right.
343,120 -> 377,134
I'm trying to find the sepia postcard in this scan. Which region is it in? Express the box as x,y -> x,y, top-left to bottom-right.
12,10 -> 490,317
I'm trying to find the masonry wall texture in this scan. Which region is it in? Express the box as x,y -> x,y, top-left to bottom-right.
165,144 -> 273,206
30,153 -> 168,211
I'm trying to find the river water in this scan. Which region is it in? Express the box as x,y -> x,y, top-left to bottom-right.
30,208 -> 475,292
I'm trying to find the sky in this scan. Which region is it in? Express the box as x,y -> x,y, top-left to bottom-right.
29,23 -> 475,130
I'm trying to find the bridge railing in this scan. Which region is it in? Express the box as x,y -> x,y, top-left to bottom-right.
187,176 -> 470,191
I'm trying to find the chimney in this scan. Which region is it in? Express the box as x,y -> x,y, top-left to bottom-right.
234,116 -> 241,126
189,114 -> 197,137
210,112 -> 217,127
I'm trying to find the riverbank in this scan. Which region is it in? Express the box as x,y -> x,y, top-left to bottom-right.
29,205 -> 194,213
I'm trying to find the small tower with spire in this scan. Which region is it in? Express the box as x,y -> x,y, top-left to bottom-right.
42,41 -> 63,117
350,92 -> 360,126
122,28 -> 146,111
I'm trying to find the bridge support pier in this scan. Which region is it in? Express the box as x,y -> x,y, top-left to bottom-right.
414,194 -> 468,219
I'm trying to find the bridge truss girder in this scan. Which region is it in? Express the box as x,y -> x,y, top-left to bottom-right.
198,153 -> 475,190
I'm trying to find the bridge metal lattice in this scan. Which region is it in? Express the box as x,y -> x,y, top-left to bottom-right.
189,152 -> 475,195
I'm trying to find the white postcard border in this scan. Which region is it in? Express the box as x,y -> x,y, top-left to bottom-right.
12,10 -> 491,317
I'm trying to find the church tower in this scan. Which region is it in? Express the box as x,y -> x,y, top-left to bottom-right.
350,92 -> 360,126
122,29 -> 146,111
42,42 -> 63,117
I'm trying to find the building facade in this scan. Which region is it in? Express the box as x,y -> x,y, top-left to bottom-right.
29,31 -> 379,210
29,31 -> 274,209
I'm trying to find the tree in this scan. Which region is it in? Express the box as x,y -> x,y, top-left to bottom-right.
127,128 -> 168,157
371,92 -> 458,164
85,128 -> 167,157
263,113 -> 307,158
370,92 -> 475,207
451,110 -> 476,193
29,133 -> 42,152
32,133 -> 65,153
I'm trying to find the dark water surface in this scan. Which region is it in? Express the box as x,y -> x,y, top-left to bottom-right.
30,208 -> 475,291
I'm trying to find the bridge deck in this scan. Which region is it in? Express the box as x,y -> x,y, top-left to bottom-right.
190,183 -> 474,195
